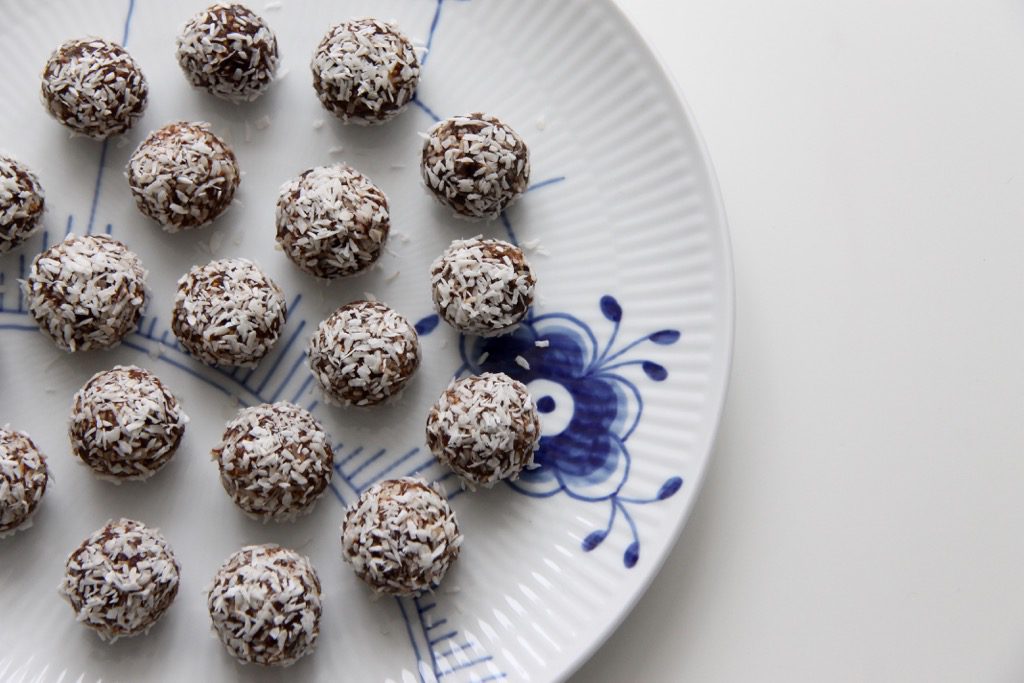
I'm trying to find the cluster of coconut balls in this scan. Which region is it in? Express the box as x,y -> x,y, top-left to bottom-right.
0,2 -> 545,669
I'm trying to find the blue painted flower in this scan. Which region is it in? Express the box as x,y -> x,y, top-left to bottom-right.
418,295 -> 684,567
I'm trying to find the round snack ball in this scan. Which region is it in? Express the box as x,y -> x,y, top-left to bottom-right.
213,402 -> 334,521
426,373 -> 540,487
23,234 -> 147,352
311,18 -> 420,125
431,237 -> 535,337
69,366 -> 188,481
127,121 -> 240,232
0,155 -> 44,254
41,37 -> 148,139
0,428 -> 49,536
276,164 -> 390,279
172,258 -> 287,367
342,477 -> 462,596
307,300 -> 420,407
207,544 -> 321,666
421,112 -> 530,219
176,3 -> 279,102
59,519 -> 180,642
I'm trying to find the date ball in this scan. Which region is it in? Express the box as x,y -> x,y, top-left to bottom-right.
127,121 -> 240,231
22,234 -> 147,352
421,112 -> 530,219
59,519 -> 180,642
176,3 -> 279,102
276,164 -> 389,279
207,544 -> 322,666
172,258 -> 286,367
307,300 -> 420,407
0,155 -> 44,254
213,402 -> 334,521
0,428 -> 49,537
427,373 -> 540,487
311,18 -> 420,125
41,37 -> 148,139
341,478 -> 462,596
69,366 -> 188,481
431,237 -> 535,337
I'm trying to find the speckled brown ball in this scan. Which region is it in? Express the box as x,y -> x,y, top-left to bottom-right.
421,112 -> 530,219
207,544 -> 322,666
341,478 -> 462,596
311,18 -> 420,125
0,155 -> 44,254
69,366 -> 188,481
276,164 -> 389,279
59,519 -> 180,642
127,121 -> 240,232
41,37 -> 148,139
213,402 -> 334,521
172,258 -> 287,367
22,234 -> 147,352
176,3 -> 279,102
307,300 -> 420,407
0,428 -> 49,537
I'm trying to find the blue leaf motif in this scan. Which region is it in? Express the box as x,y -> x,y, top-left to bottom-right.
582,530 -> 607,551
648,329 -> 680,345
623,541 -> 640,568
657,476 -> 683,500
414,314 -> 439,336
642,361 -> 668,381
599,295 -> 622,322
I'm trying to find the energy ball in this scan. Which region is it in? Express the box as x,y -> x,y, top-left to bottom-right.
426,373 -> 540,487
172,258 -> 287,367
23,234 -> 147,352
41,37 -> 148,139
421,112 -> 530,219
311,18 -> 420,125
176,3 -> 279,102
207,544 -> 321,666
276,164 -> 389,279
431,237 -> 535,337
0,428 -> 49,537
0,155 -> 44,254
307,300 -> 420,407
127,121 -> 240,232
341,478 -> 462,596
213,402 -> 334,521
69,366 -> 188,481
59,519 -> 180,642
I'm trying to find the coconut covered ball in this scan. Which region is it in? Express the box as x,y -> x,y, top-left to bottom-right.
59,519 -> 180,642
426,373 -> 540,487
276,164 -> 390,279
421,112 -> 530,219
342,478 -> 462,596
307,300 -> 420,407
207,544 -> 322,666
69,366 -> 188,481
172,258 -> 287,367
0,428 -> 49,537
431,237 -> 535,337
127,121 -> 240,232
22,234 -> 147,352
0,155 -> 45,254
176,3 -> 279,102
311,18 -> 420,125
41,37 -> 148,139
213,402 -> 334,521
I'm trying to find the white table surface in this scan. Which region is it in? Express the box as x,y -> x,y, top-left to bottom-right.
573,1 -> 1024,681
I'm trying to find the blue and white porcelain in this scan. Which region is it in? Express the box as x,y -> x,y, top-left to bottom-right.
0,0 -> 732,681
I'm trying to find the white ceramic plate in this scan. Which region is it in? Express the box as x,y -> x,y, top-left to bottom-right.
0,1 -> 732,681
